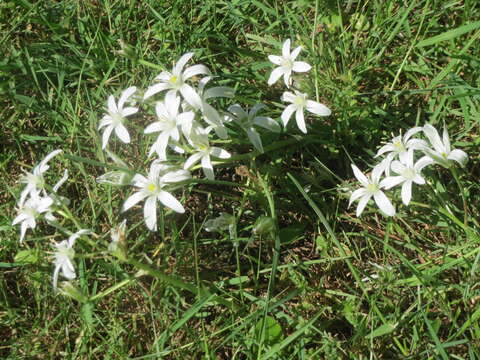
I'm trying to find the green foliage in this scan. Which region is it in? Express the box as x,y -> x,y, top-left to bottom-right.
1,0 -> 480,359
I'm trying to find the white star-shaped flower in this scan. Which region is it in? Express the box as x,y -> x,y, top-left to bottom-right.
381,149 -> 434,205
281,91 -> 331,133
227,104 -> 280,153
122,161 -> 191,231
99,86 -> 138,149
12,191 -> 54,242
144,92 -> 194,160
374,127 -> 427,175
143,52 -> 210,109
52,229 -> 90,289
183,128 -> 231,180
18,149 -> 62,206
349,162 -> 395,217
268,39 -> 312,87
422,124 -> 468,168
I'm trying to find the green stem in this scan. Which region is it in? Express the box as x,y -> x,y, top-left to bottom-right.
450,166 -> 468,226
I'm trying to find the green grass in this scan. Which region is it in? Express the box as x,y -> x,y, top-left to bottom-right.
1,0 -> 480,358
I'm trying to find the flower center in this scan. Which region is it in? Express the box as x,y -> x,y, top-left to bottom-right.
393,140 -> 405,152
366,183 -> 379,194
441,152 -> 448,158
402,168 -> 416,180
281,58 -> 293,69
293,95 -> 307,107
111,112 -> 124,125
57,246 -> 75,261
147,183 -> 157,193
169,75 -> 181,87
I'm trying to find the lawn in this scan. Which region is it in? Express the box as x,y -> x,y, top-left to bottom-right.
1,0 -> 480,358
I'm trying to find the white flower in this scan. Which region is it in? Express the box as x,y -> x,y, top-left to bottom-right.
268,39 -> 311,87
193,76 -> 234,139
422,124 -> 468,168
99,86 -> 138,149
144,92 -> 194,160
227,104 -> 280,152
143,52 -> 210,108
381,150 -> 434,205
183,128 -> 231,180
349,162 -> 395,217
12,191 -> 54,242
19,149 -> 62,206
52,229 -> 90,289
122,161 -> 191,231
281,91 -> 331,133
374,127 -> 427,175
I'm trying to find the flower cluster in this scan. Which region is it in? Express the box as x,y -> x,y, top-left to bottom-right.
267,39 -> 331,133
349,124 -> 468,217
11,150 -> 92,289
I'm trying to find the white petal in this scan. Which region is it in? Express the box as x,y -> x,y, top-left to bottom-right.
403,126 -> 423,141
292,61 -> 311,72
210,147 -> 231,159
282,39 -> 291,58
356,194 -> 371,217
306,100 -> 331,116
98,116 -> 113,129
373,191 -> 395,216
290,46 -> 302,60
158,191 -> 185,213
423,124 -> 444,153
380,176 -> 404,190
144,196 -> 157,231
53,170 -> 69,192
447,149 -> 468,166
101,125 -> 114,149
349,188 -> 367,207
61,261 -> 76,279
282,69 -> 292,87
68,229 -> 90,247
161,169 -> 191,183
144,83 -> 169,99
253,116 -> 281,132
118,86 -> 136,110
107,95 -> 118,113
372,160 -> 388,183
375,144 -> 395,158
52,265 -> 61,289
173,52 -> 194,75
351,164 -> 369,187
267,67 -> 285,86
390,160 -> 405,174
442,127 -> 451,154
182,64 -> 211,80
201,154 -> 214,180
144,122 -> 163,134
295,109 -> 307,133
180,84 -> 202,109
121,107 -> 138,117
184,152 -> 203,169
268,55 -> 283,65
114,124 -> 131,143
122,191 -> 147,212
401,181 -> 412,206
281,91 -> 296,103
414,156 -> 434,172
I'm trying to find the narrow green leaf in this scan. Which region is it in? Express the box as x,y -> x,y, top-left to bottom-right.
417,21 -> 480,47
365,323 -> 397,339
